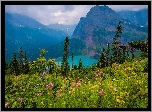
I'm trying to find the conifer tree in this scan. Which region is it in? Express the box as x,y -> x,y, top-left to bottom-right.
5,60 -> 9,71
61,36 -> 70,76
22,51 -> 29,74
98,48 -> 107,68
72,53 -> 74,70
78,58 -> 83,69
19,47 -> 24,73
10,52 -> 20,76
111,22 -> 122,64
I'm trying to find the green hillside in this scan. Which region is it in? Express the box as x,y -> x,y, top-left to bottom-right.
5,57 -> 148,108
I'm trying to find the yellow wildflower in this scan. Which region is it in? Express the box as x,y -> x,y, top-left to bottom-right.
41,101 -> 44,105
116,99 -> 121,103
120,92 -> 123,96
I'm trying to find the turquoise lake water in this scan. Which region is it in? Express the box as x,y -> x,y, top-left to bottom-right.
55,55 -> 98,69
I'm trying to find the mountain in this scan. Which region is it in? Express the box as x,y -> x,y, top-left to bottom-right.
72,5 -> 147,57
5,13 -> 67,61
46,23 -> 77,38
49,5 -> 148,60
116,9 -> 148,26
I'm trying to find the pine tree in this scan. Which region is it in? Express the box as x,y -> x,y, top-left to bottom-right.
111,22 -> 122,64
98,48 -> 107,68
61,36 -> 70,76
78,58 -> 83,69
5,60 -> 8,70
19,47 -> 24,73
22,51 -> 29,74
72,53 -> 74,70
10,52 -> 20,76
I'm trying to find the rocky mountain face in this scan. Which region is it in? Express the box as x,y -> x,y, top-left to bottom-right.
5,13 -> 67,61
46,23 -> 76,38
70,5 -> 148,58
117,9 -> 148,26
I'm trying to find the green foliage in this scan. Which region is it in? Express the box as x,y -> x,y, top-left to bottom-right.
78,58 -> 83,69
29,49 -> 48,74
72,53 -> 74,70
61,36 -> 70,76
129,37 -> 148,59
111,22 -> 122,64
5,58 -> 148,108
10,52 -> 20,76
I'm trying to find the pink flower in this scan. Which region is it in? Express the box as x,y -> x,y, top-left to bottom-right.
46,84 -> 49,90
76,82 -> 81,87
5,102 -> 11,108
99,89 -> 105,96
110,86 -> 113,90
113,88 -> 117,91
49,82 -> 54,88
18,98 -> 23,102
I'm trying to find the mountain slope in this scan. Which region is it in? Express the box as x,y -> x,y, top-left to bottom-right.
71,5 -> 147,58
5,13 -> 67,61
116,9 -> 148,26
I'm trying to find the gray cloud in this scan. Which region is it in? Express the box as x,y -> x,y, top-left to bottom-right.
108,5 -> 148,12
5,5 -> 148,25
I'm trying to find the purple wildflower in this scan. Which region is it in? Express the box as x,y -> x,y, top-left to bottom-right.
46,84 -> 49,90
18,98 -> 23,102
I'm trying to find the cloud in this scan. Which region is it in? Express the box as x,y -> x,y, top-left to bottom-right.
5,5 -> 148,25
108,5 -> 148,12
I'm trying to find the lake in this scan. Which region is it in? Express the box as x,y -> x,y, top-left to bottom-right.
55,55 -> 98,69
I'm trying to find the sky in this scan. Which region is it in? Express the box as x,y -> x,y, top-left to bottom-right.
5,5 -> 148,25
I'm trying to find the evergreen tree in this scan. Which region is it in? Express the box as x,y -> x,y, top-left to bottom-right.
78,58 -> 83,69
111,22 -> 122,64
61,36 -> 70,76
5,60 -> 9,71
19,47 -> 24,73
106,43 -> 110,66
10,52 -> 20,76
22,51 -> 29,74
98,48 -> 107,68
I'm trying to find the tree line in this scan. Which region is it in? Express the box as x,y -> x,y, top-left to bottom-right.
5,22 -> 148,76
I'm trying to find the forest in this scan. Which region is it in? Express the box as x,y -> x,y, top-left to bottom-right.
5,22 -> 148,108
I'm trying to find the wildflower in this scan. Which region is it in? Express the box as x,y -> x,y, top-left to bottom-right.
70,87 -> 75,92
116,99 -> 121,103
49,82 -> 54,88
41,101 -> 44,105
56,93 -> 62,98
99,89 -> 105,96
37,93 -> 41,97
5,102 -> 11,108
98,82 -> 101,85
110,86 -> 113,90
76,82 -> 81,87
18,97 -> 23,102
90,86 -> 96,89
46,84 -> 49,90
113,88 -> 117,91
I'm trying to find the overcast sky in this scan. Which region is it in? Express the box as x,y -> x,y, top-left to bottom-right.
5,5 -> 148,25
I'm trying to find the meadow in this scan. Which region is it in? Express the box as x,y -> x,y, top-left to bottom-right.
5,57 -> 148,108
